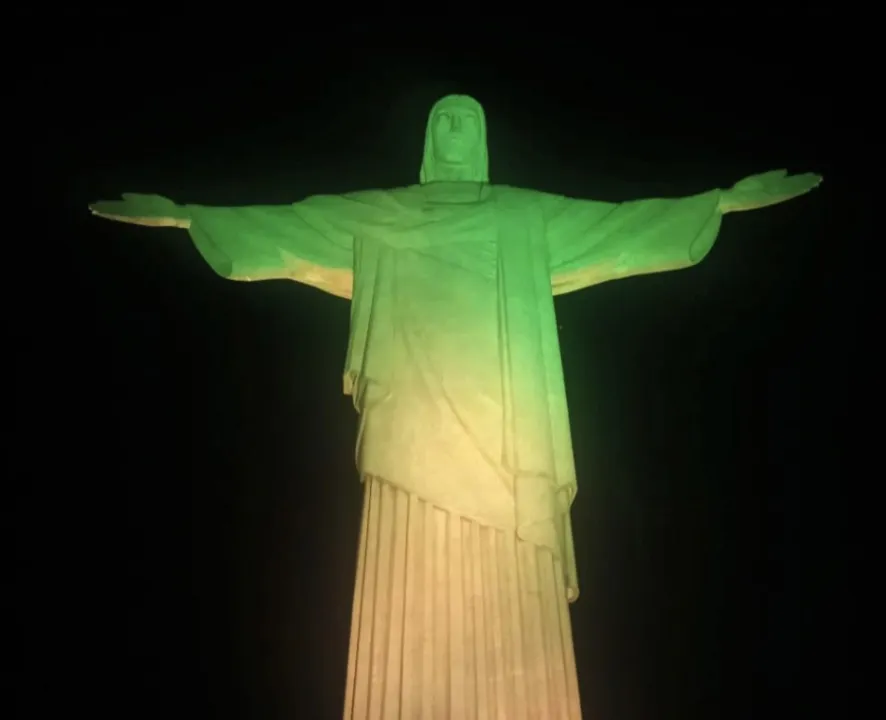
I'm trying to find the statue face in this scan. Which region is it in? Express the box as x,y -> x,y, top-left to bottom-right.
432,105 -> 481,165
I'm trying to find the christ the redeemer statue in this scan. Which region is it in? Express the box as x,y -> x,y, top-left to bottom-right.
91,94 -> 820,719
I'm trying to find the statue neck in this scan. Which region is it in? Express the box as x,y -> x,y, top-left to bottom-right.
421,181 -> 490,205
430,162 -> 474,182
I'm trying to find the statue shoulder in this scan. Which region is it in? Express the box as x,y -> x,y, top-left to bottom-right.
344,186 -> 422,207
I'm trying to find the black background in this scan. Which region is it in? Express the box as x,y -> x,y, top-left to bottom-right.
19,14 -> 863,720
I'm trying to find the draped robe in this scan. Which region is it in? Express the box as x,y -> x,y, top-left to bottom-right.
186,182 -> 723,602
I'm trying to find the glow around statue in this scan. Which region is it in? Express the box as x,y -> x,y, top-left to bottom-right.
91,95 -> 821,719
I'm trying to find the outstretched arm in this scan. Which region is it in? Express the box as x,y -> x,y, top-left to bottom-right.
90,192 -> 384,299
543,170 -> 821,295
543,189 -> 723,295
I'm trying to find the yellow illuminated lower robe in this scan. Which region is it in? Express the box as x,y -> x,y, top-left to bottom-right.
344,476 -> 581,720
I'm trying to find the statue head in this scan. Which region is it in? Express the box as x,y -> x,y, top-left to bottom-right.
420,94 -> 489,184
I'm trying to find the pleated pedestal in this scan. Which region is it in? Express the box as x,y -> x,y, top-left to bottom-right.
343,476 -> 582,719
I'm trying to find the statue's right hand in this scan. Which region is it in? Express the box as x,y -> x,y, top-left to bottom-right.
89,193 -> 190,228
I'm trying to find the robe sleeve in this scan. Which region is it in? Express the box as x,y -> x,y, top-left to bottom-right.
186,192 -> 379,299
543,190 -> 723,295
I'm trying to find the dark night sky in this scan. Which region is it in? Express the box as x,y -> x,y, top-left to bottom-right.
19,15 -> 862,720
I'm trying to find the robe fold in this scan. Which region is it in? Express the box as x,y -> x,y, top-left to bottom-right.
186,184 -> 722,602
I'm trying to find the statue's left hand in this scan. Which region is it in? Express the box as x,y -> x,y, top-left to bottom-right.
719,170 -> 822,213
89,193 -> 191,228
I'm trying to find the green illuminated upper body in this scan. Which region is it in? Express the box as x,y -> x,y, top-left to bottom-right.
90,95 -> 821,600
